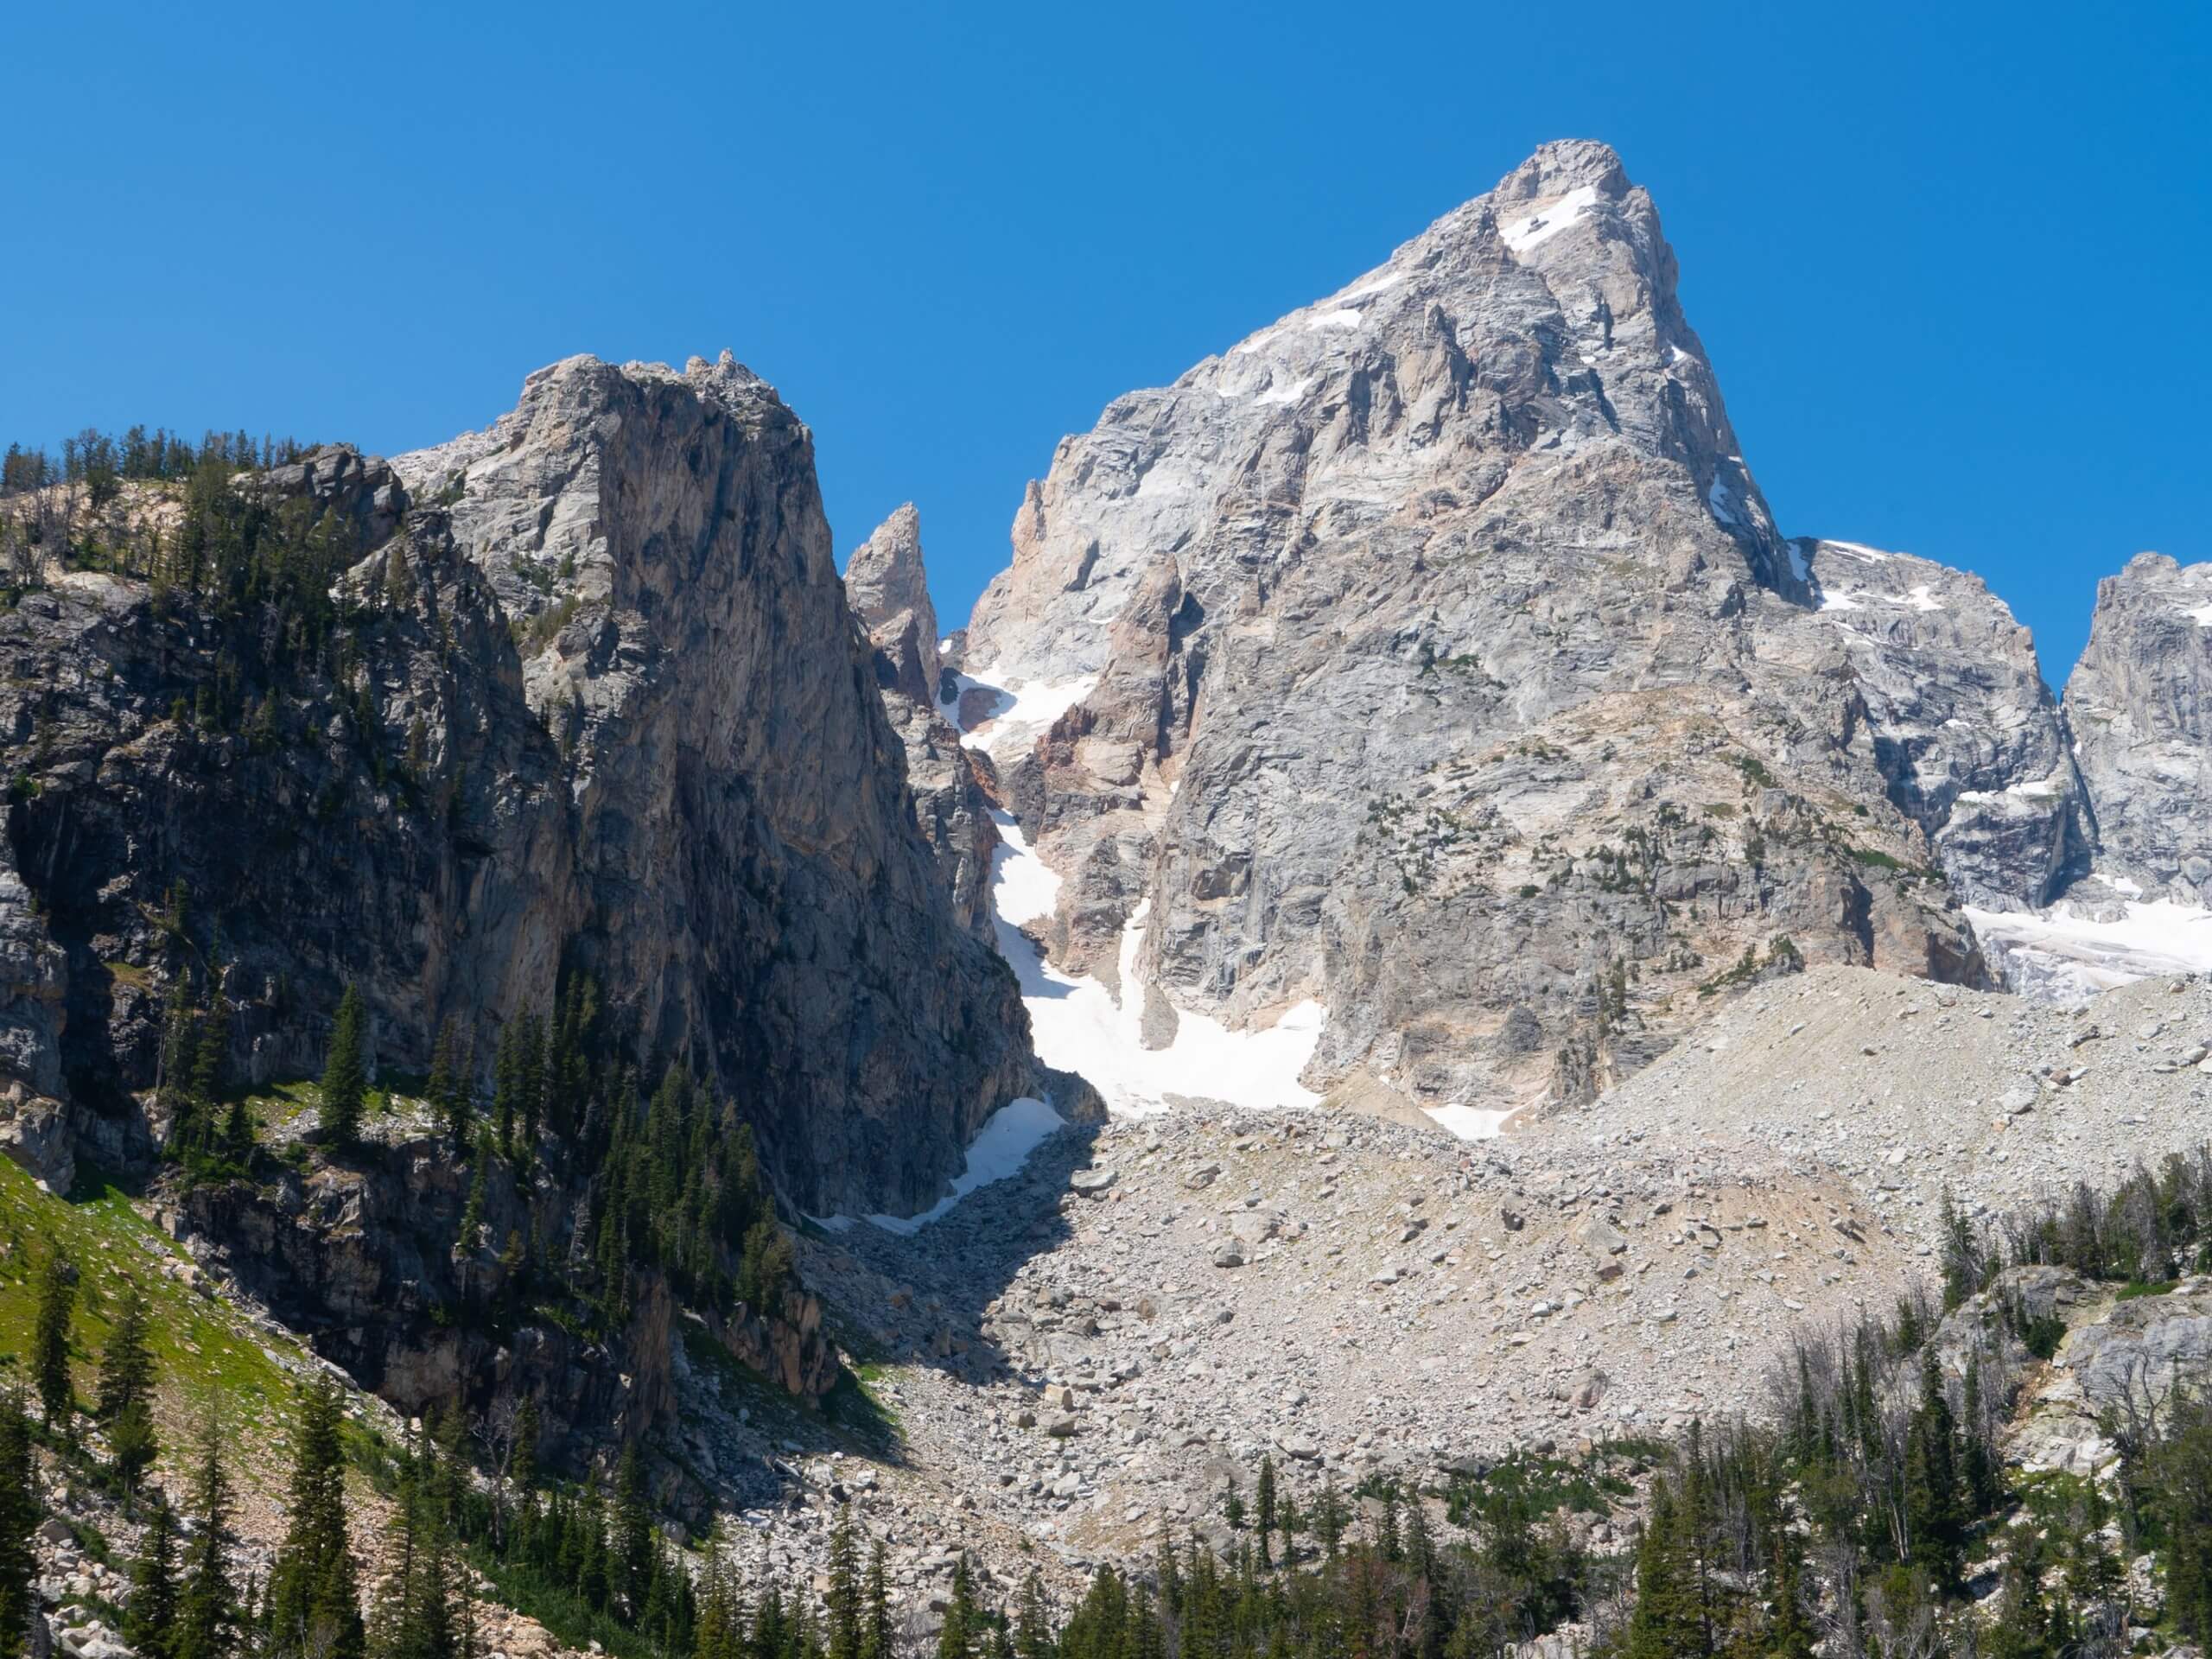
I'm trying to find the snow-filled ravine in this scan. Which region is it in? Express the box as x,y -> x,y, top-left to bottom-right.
985,810 -> 1325,1116
808,1095 -> 1066,1236
811,663 -> 1498,1234
952,667 -> 1502,1143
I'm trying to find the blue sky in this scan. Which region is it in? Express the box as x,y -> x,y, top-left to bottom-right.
2,1 -> 2203,682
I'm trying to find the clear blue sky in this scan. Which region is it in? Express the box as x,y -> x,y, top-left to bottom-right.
3,1 -> 2203,683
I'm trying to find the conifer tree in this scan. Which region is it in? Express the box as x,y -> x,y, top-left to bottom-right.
0,1388 -> 35,1659
614,1446 -> 654,1616
826,1506 -> 862,1659
1255,1456 -> 1277,1568
1013,1568 -> 1052,1659
175,1425 -> 240,1659
127,1499 -> 182,1659
1904,1351 -> 1967,1592
321,984 -> 369,1146
221,1091 -> 256,1167
34,1243 -> 77,1431
1313,1480 -> 1345,1560
428,1020 -> 470,1143
1624,1478 -> 1707,1659
1768,1516 -> 1815,1659
862,1541 -> 893,1659
98,1281 -> 159,1471
940,1553 -> 980,1659
1961,1348 -> 2002,1515
110,1392 -> 160,1493
268,1379 -> 364,1659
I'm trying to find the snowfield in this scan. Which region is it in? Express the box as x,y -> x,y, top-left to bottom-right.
1966,898 -> 2212,999
987,813 -> 1325,1117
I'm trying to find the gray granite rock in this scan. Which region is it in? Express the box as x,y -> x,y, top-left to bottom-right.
955,140 -> 2057,1117
2065,552 -> 2212,904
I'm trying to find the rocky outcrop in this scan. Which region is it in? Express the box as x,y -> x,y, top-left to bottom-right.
0,353 -> 1040,1220
1785,539 -> 2086,909
2064,553 -> 2212,903
845,504 -> 944,707
958,140 -> 2055,1119
175,1135 -> 837,1463
845,506 -> 1001,938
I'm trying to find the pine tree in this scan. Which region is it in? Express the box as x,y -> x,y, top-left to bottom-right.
1624,1478 -> 1707,1659
1961,1348 -> 2002,1516
371,1431 -> 461,1659
1255,1456 -> 1277,1568
614,1445 -> 654,1616
34,1243 -> 77,1431
1768,1516 -> 1815,1659
268,1379 -> 364,1659
428,1020 -> 470,1143
1904,1350 -> 1967,1592
193,985 -> 229,1123
175,1426 -> 240,1659
110,1394 -> 160,1493
1313,1480 -> 1345,1560
127,1499 -> 182,1659
826,1506 -> 862,1659
221,1089 -> 256,1166
1013,1567 -> 1052,1659
97,1280 -> 161,1477
0,1389 -> 35,1659
321,985 -> 369,1146
862,1541 -> 893,1659
940,1553 -> 980,1659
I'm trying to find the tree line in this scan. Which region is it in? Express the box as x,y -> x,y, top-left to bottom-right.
14,1135 -> 2212,1659
2,428 -> 308,502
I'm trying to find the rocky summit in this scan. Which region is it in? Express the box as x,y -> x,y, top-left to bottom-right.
955,138 -> 2108,1124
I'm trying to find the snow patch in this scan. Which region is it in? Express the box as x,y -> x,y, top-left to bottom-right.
1335,271 -> 1403,305
2183,602 -> 2212,627
1817,540 -> 1894,563
986,814 -> 1325,1118
1254,375 -> 1314,407
1306,308 -> 1363,332
1966,899 -> 2212,1000
949,666 -> 1098,759
809,1096 -> 1067,1236
1230,327 -> 1279,357
1427,1103 -> 1513,1141
1785,543 -> 1810,582
1500,184 -> 1600,253
1707,480 -> 1738,526
1819,582 -> 1943,614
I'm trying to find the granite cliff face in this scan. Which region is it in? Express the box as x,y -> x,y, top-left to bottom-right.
2064,554 -> 2212,903
0,353 -> 1039,1219
957,140 -> 2079,1119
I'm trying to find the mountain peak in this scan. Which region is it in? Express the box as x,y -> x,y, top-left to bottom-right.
1492,137 -> 1630,205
